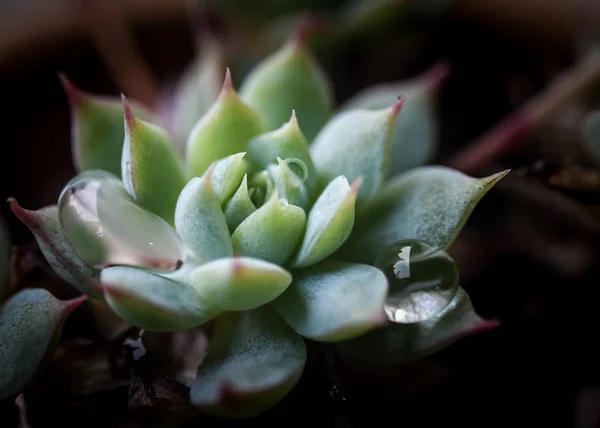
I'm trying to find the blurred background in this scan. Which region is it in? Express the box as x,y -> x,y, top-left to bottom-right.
2,0 -> 600,426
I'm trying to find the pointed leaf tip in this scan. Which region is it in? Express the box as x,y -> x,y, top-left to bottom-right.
392,96 -> 407,116
223,68 -> 234,91
61,295 -> 88,318
58,73 -> 83,107
121,94 -> 136,127
350,177 -> 363,194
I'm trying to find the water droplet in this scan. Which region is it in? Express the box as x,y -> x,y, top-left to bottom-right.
58,170 -> 184,271
374,239 -> 459,324
284,158 -> 309,183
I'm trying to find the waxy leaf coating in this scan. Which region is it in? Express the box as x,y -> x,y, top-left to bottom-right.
189,256 -> 292,311
175,172 -> 233,264
186,70 -> 268,177
209,152 -> 249,205
336,287 -> 499,365
101,266 -> 220,331
60,74 -> 153,177
190,306 -> 306,418
273,260 -> 388,341
239,37 -> 333,141
340,167 -> 509,264
122,96 -> 188,225
291,176 -> 358,268
9,199 -> 102,299
310,100 -> 404,204
232,193 -> 306,265
0,289 -> 86,399
224,174 -> 257,232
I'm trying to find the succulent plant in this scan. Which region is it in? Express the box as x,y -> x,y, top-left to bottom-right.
8,28 -> 506,417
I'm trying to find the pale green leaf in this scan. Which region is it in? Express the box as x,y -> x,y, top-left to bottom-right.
340,166 -> 509,264
273,260 -> 387,342
209,152 -> 249,205
224,174 -> 257,232
291,176 -> 358,268
190,306 -> 306,418
267,158 -> 310,210
101,265 -> 221,331
188,256 -> 292,311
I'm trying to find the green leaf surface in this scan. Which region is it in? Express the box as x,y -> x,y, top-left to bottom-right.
291,176 -> 358,268
336,287 -> 499,365
209,152 -> 249,205
224,174 -> 257,232
121,97 -> 188,225
186,70 -> 268,177
190,306 -> 306,418
340,166 -> 508,264
273,260 -> 387,342
101,266 -> 220,331
0,289 -> 86,399
267,158 -> 310,211
60,74 -> 153,177
246,111 -> 319,196
174,172 -> 233,264
189,256 -> 292,311
248,170 -> 275,207
9,199 -> 102,299
310,102 -> 402,205
582,110 -> 600,165
239,37 -> 333,141
232,193 -> 306,265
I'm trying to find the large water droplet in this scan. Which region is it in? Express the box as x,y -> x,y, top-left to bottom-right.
58,170 -> 184,271
374,239 -> 459,324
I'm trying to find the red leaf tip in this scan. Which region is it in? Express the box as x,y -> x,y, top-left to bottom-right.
61,295 -> 88,319
423,60 -> 452,90
222,68 -> 234,92
7,197 -> 31,226
58,73 -> 84,108
391,96 -> 407,117
292,14 -> 315,47
350,177 -> 363,194
121,94 -> 137,128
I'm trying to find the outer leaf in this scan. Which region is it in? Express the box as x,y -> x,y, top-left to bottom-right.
190,306 -> 306,418
189,256 -> 292,311
121,96 -> 187,225
101,266 -> 220,331
186,70 -> 268,177
59,74 -> 153,176
0,214 -> 11,302
239,35 -> 333,141
174,171 -> 233,263
267,158 -> 310,210
340,167 -> 509,264
339,64 -> 448,176
209,152 -> 249,205
291,176 -> 358,268
232,192 -> 306,265
166,35 -> 224,144
310,100 -> 404,204
224,174 -> 257,232
273,260 -> 387,342
582,110 -> 600,165
246,111 -> 319,196
336,287 -> 499,365
0,289 -> 86,399
9,199 -> 102,299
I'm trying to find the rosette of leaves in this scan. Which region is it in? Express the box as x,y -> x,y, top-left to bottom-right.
10,30 -> 506,417
0,213 -> 86,400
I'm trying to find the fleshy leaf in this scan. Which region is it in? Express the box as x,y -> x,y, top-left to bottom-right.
310,99 -> 405,204
0,214 -> 11,302
101,265 -> 221,331
174,170 -> 233,263
186,69 -> 268,177
190,306 -> 306,418
189,256 -> 292,311
239,33 -> 333,141
582,110 -> 600,165
121,96 -> 188,225
166,35 -> 224,144
59,74 -> 153,176
340,166 -> 508,264
339,63 -> 448,176
291,176 -> 358,268
336,287 -> 499,365
248,170 -> 275,208
0,289 -> 86,399
224,174 -> 257,232
246,111 -> 319,196
232,192 -> 306,265
267,158 -> 310,210
209,152 -> 249,205
9,199 -> 102,299
57,170 -> 184,272
273,260 -> 387,341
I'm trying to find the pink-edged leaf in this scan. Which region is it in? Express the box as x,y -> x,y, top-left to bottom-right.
335,287 -> 499,365
9,199 -> 102,299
